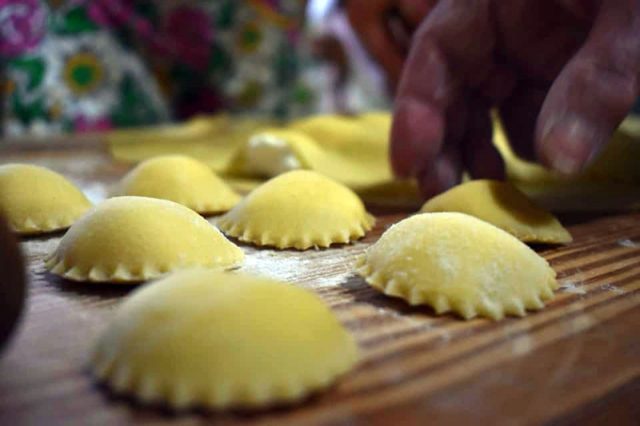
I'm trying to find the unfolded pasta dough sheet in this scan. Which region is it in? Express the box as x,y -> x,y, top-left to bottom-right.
107,113 -> 640,212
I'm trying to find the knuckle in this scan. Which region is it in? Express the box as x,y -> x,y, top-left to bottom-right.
572,57 -> 639,114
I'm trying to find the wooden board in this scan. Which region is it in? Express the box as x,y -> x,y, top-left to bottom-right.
1,142 -> 640,425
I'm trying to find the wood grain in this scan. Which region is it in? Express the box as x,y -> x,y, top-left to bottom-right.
0,143 -> 639,425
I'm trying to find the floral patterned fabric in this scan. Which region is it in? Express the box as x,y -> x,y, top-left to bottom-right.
1,0 -> 316,136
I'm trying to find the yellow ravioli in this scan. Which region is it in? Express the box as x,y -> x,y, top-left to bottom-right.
356,213 -> 557,320
0,164 -> 91,235
420,180 -> 572,244
46,197 -> 243,283
114,155 -> 241,214
218,170 -> 374,250
91,269 -> 359,410
225,128 -> 311,178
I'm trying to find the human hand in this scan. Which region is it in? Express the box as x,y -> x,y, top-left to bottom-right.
391,0 -> 640,197
345,0 -> 436,90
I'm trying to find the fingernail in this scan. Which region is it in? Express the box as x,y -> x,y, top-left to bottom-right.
550,151 -> 583,175
542,119 -> 599,175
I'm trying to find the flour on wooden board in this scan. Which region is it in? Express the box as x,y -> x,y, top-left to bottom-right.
618,238 -> 640,248
511,335 -> 533,356
559,279 -> 625,296
559,281 -> 587,295
239,247 -> 358,289
599,283 -> 625,295
19,228 -> 358,290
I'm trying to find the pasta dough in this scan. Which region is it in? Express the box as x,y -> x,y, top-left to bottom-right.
218,170 -> 374,249
358,111 -> 392,135
495,116 -> 640,186
91,269 -> 359,410
108,114 -> 275,173
46,197 -> 243,283
0,164 -> 91,235
106,111 -> 640,211
227,113 -> 394,189
420,180 -> 572,244
114,155 -> 241,214
356,213 -> 557,320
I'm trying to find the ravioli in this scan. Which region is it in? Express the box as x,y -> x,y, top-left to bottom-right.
218,170 -> 374,249
0,164 -> 91,235
356,212 -> 557,320
46,197 -> 243,283
225,129 -> 310,178
114,155 -> 241,214
420,180 -> 572,244
91,269 -> 359,410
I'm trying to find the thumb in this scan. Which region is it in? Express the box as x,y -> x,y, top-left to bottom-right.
536,0 -> 640,174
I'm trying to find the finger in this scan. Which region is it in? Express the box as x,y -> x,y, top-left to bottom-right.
499,83 -> 549,161
493,1 -> 589,82
463,99 -> 505,180
391,97 -> 446,177
417,124 -> 465,198
555,0 -> 601,21
536,0 -> 640,174
390,0 -> 495,178
416,95 -> 468,197
417,142 -> 464,198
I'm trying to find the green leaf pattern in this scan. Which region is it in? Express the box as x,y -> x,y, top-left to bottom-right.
1,0 -> 316,136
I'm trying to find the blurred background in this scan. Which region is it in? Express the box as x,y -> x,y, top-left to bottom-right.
0,0 -> 417,137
